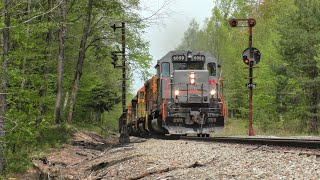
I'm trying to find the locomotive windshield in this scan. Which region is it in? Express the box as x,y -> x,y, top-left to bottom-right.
173,62 -> 204,70
207,62 -> 216,76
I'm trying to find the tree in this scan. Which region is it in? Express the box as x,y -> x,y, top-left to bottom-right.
177,19 -> 200,50
54,0 -> 67,123
0,0 -> 10,173
0,0 -> 153,174
67,0 -> 93,123
278,0 -> 320,133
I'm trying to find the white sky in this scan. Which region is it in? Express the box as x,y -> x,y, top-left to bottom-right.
132,0 -> 215,92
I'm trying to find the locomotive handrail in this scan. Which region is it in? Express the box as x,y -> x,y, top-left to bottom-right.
218,78 -> 227,121
161,78 -> 169,122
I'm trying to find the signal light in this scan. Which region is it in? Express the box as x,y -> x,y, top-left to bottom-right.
111,51 -> 118,61
243,55 -> 250,65
248,18 -> 256,27
111,51 -> 118,68
229,19 -> 238,27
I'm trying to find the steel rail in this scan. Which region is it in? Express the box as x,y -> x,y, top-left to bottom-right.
179,136 -> 320,149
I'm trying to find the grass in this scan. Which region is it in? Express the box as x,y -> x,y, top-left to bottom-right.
4,124 -> 75,176
73,121 -> 116,138
36,124 -> 75,148
220,118 -> 250,136
5,120 -> 118,178
220,118 -> 320,137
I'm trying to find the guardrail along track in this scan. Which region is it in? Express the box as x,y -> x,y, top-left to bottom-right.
179,136 -> 320,149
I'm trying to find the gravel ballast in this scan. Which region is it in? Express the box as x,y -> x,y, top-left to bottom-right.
94,137 -> 320,179
33,133 -> 320,179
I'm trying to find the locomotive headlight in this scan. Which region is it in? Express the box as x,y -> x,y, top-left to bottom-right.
175,90 -> 180,96
210,89 -> 216,95
190,73 -> 195,79
190,72 -> 195,85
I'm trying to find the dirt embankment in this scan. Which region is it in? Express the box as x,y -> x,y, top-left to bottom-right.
32,131 -> 122,179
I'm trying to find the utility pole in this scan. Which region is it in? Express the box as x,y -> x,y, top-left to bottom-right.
111,22 -> 130,143
229,18 -> 261,136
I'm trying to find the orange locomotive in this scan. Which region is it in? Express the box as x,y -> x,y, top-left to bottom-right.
125,50 -> 226,136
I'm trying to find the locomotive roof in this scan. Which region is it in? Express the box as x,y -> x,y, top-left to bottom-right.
156,50 -> 218,66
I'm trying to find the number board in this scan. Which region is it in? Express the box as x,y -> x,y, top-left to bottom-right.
172,55 -> 186,61
192,55 -> 205,61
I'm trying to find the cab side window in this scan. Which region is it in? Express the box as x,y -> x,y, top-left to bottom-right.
207,62 -> 216,76
161,62 -> 170,76
139,92 -> 144,99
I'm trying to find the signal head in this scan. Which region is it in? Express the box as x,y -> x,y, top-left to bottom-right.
111,51 -> 118,62
111,24 -> 116,32
229,19 -> 238,27
248,18 -> 256,27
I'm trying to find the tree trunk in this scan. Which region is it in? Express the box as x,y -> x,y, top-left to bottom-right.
38,0 -> 54,123
0,0 -> 10,173
54,0 -> 67,124
310,90 -> 319,133
310,68 -> 319,133
21,0 -> 31,89
67,0 -> 93,123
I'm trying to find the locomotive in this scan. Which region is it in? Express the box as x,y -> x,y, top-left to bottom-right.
125,50 -> 226,137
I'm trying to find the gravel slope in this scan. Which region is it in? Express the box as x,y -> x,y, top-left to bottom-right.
94,137 -> 320,179
33,134 -> 320,179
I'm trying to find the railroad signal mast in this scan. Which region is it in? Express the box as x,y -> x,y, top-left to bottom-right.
111,22 -> 130,143
229,18 -> 261,136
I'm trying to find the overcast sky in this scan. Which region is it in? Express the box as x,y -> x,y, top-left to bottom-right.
132,0 -> 215,92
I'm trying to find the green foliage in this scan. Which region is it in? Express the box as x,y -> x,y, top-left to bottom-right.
5,124 -> 73,173
1,0 -> 152,174
177,0 -> 320,135
221,118 -> 249,136
277,0 -> 320,133
177,19 -> 200,50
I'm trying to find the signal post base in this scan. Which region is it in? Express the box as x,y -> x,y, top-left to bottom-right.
248,128 -> 255,136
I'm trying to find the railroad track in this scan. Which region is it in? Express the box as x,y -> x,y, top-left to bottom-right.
179,136 -> 320,149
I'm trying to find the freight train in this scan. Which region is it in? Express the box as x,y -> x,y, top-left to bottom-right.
124,50 -> 226,137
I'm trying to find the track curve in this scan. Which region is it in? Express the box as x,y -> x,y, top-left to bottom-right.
179,136 -> 320,149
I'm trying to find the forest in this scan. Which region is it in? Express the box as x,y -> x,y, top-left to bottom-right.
177,0 -> 320,135
0,0 -> 152,175
0,0 -> 319,176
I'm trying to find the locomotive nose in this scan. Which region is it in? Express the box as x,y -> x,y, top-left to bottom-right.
173,70 -> 210,103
